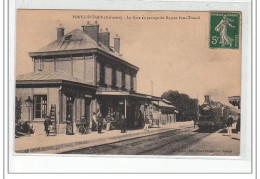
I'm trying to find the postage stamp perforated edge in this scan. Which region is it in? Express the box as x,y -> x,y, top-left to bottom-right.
209,11 -> 241,50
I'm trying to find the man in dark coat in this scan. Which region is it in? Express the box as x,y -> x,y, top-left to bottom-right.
44,116 -> 52,136
236,114 -> 240,132
227,116 -> 233,136
97,112 -> 103,134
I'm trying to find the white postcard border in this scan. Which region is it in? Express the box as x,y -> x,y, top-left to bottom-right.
7,0 -> 253,174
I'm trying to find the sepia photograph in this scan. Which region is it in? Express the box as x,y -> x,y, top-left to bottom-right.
14,10 -> 241,156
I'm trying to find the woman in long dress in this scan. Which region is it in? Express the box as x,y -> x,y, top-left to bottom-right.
215,15 -> 236,47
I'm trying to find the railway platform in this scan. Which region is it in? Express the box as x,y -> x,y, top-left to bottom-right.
15,121 -> 193,154
178,122 -> 240,156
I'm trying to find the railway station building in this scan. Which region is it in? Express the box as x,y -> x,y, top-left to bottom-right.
151,100 -> 177,125
16,22 -> 165,135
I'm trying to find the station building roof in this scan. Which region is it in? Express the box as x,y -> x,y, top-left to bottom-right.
28,29 -> 139,71
16,70 -> 97,90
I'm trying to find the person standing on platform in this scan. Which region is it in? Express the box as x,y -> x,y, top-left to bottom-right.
144,115 -> 150,131
227,116 -> 233,136
106,114 -> 111,131
91,112 -> 97,131
44,116 -> 52,136
149,114 -> 153,127
97,111 -> 103,134
120,114 -> 126,133
236,113 -> 240,132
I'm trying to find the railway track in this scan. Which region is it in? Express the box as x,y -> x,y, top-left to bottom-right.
138,131 -> 211,155
61,126 -> 212,155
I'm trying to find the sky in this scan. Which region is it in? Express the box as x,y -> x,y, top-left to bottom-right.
16,10 -> 241,105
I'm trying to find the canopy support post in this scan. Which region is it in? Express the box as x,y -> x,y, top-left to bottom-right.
124,97 -> 127,119
158,100 -> 160,127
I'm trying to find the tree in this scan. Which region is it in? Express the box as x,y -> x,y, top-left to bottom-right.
161,90 -> 198,121
15,97 -> 22,122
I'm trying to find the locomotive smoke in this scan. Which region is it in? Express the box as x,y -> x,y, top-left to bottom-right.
205,89 -> 227,105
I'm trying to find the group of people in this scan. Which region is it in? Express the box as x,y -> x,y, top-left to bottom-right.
81,111 -> 153,134
15,120 -> 34,137
43,110 -> 155,136
91,111 -> 127,134
75,111 -> 152,134
81,111 -> 153,133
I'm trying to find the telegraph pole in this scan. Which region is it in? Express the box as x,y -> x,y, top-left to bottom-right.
151,80 -> 153,96
195,91 -> 199,129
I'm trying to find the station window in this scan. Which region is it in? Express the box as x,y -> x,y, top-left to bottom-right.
130,74 -> 134,90
112,68 -> 117,87
33,95 -> 47,119
100,63 -> 105,85
122,71 -> 126,89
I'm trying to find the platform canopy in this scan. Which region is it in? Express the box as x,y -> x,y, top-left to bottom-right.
152,101 -> 176,109
96,89 -> 162,101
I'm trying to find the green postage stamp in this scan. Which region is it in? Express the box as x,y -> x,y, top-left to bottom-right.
210,11 -> 240,49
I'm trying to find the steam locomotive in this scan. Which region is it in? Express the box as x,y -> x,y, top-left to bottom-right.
198,95 -> 230,130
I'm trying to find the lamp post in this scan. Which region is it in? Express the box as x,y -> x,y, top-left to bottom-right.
124,97 -> 127,119
157,101 -> 160,127
174,110 -> 179,123
25,96 -> 33,122
118,100 -> 124,118
144,102 -> 149,123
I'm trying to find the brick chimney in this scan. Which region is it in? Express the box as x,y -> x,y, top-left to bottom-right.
57,24 -> 64,41
98,28 -> 110,48
82,21 -> 99,42
114,34 -> 120,54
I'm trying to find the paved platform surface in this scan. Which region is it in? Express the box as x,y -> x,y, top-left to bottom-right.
177,123 -> 240,156
15,122 -> 193,154
15,121 -> 240,155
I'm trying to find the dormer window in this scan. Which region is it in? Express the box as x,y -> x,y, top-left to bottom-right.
65,35 -> 72,40
38,59 -> 43,71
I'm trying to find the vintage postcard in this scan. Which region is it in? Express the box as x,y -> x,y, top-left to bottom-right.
15,10 -> 241,156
